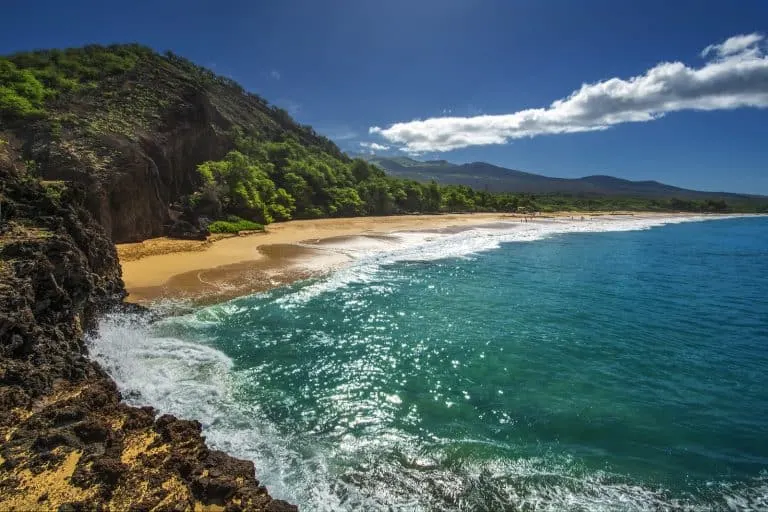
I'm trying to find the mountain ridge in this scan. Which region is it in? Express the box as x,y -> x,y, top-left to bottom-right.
1,44 -> 348,243
361,155 -> 766,201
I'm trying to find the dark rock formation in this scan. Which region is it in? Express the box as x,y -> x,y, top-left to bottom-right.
4,46 -> 345,243
22,90 -> 232,243
167,219 -> 209,240
0,140 -> 296,510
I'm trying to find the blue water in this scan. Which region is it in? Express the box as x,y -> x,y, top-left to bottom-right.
95,216 -> 768,511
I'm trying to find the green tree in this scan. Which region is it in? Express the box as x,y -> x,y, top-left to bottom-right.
424,181 -> 442,212
327,187 -> 364,217
0,60 -> 49,119
269,188 -> 296,220
400,181 -> 425,212
282,172 -> 314,215
197,151 -> 279,224
351,159 -> 374,182
357,178 -> 396,215
443,186 -> 475,212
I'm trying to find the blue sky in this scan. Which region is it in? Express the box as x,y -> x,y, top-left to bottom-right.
2,0 -> 767,193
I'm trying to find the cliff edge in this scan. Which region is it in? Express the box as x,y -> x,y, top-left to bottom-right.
0,138 -> 296,510
1,44 -> 346,243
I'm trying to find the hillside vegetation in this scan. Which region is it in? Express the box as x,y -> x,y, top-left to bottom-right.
1,45 -> 764,246
0,119 -> 296,512
364,157 -> 768,213
0,45 -> 459,240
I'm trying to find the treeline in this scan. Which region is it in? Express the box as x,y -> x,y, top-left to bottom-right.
515,195 -> 755,214
185,131 -> 763,230
2,44 -> 764,226
185,131 -> 442,225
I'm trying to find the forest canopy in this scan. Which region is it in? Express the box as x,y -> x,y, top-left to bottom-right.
1,43 -> 764,229
184,129 -> 749,227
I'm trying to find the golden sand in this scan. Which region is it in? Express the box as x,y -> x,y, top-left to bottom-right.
118,213 -> 528,303
118,212 -> 663,304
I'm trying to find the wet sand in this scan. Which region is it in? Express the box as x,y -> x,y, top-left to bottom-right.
125,244 -> 349,304
119,213 -> 524,303
118,212 -> 661,304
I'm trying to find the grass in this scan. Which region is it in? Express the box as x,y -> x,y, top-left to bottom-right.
208,217 -> 264,234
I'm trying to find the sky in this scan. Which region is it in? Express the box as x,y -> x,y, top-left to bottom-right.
1,0 -> 767,193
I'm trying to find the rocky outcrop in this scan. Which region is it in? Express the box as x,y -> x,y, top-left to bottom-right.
5,48 -> 345,244
26,90 -> 233,243
0,141 -> 296,510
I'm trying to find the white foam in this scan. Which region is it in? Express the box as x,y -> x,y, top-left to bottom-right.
275,215 -> 744,308
89,314 -> 234,424
89,307 -> 764,511
89,313 -> 345,506
88,214 -> 762,510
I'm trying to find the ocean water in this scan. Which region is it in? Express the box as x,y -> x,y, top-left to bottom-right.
92,215 -> 768,511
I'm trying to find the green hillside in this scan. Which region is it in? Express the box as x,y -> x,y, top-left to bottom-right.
0,45 -> 452,241
2,45 -> 765,245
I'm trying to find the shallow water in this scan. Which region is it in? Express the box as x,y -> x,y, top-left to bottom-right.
92,215 -> 768,511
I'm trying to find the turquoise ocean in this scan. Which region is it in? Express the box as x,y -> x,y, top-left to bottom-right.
93,215 -> 768,511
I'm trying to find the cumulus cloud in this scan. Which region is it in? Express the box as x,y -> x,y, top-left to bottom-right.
370,33 -> 768,153
701,33 -> 764,58
360,141 -> 390,153
269,69 -> 281,80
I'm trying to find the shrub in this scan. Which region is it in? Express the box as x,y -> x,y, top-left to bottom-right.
301,207 -> 325,219
208,217 -> 264,234
0,60 -> 50,119
41,180 -> 67,204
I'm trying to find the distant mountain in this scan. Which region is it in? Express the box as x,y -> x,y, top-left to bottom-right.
362,156 -> 766,202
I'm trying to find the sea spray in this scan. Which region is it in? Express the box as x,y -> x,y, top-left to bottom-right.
90,215 -> 768,510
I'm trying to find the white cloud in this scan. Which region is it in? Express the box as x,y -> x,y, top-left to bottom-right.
702,33 -> 764,58
370,33 -> 768,153
269,69 -> 281,80
360,141 -> 390,153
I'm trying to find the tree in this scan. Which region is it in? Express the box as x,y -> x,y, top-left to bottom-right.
443,186 -> 475,212
351,159 -> 374,182
357,178 -> 396,215
400,181 -> 425,212
0,60 -> 49,119
269,188 -> 296,220
197,151 -> 280,224
327,187 -> 364,217
424,181 -> 442,212
282,172 -> 313,215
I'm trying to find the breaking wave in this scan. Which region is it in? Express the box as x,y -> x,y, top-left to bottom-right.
89,215 -> 768,510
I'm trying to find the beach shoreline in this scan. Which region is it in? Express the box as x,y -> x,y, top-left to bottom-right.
117,212 -> 706,304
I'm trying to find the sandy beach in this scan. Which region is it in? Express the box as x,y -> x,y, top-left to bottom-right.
117,211 -> 672,304
119,213 -> 527,302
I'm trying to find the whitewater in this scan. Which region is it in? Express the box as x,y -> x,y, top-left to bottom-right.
90,214 -> 768,511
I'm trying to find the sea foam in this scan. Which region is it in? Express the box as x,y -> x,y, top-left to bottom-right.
89,214 -> 763,511
276,214 -> 737,308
